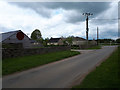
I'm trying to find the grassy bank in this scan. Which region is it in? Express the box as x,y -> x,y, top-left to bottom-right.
3,50 -> 80,76
72,47 -> 119,88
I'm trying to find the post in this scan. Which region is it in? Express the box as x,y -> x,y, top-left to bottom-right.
86,16 -> 89,47
83,13 -> 93,47
97,27 -> 99,45
86,16 -> 89,41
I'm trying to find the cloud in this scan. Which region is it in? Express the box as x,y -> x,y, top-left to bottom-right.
10,2 -> 111,23
11,2 -> 110,13
89,2 -> 118,39
0,1 -> 51,36
90,2 -> 118,25
0,1 -> 118,40
9,2 -> 54,18
0,26 -> 11,33
89,22 -> 118,39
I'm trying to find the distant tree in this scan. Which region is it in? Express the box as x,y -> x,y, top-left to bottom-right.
116,38 -> 120,43
31,29 -> 42,42
43,38 -> 49,46
63,40 -> 68,45
99,39 -> 115,43
64,36 -> 74,46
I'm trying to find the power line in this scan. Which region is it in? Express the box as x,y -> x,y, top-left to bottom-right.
90,18 -> 119,20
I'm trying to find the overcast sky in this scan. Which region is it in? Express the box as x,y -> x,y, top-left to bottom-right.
0,1 -> 118,40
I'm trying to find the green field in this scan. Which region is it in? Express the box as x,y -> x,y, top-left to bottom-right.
73,46 -> 119,88
3,50 -> 80,75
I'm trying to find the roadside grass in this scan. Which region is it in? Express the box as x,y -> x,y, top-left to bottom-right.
3,50 -> 80,76
100,43 -> 119,46
72,46 -> 119,88
101,45 -> 118,46
85,45 -> 101,50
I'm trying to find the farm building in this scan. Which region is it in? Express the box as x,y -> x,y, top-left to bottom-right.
47,37 -> 87,46
0,30 -> 42,48
47,38 -> 65,45
72,37 -> 86,45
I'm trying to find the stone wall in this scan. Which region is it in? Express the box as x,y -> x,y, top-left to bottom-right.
2,43 -> 23,49
79,44 -> 97,49
2,46 -> 70,59
71,44 -> 97,49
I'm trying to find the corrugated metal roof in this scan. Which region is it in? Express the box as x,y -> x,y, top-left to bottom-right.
0,30 -> 21,42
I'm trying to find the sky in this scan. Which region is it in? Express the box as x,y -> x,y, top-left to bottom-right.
0,1 -> 119,40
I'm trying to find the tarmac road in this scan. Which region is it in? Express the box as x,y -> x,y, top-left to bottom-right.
2,46 -> 117,88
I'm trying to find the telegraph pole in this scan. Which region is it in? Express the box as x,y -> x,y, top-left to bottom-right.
97,27 -> 99,45
86,15 -> 89,41
83,13 -> 93,45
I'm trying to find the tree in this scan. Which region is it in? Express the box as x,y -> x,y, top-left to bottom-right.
63,36 -> 74,46
31,29 -> 42,42
116,38 -> 120,43
43,38 -> 49,46
99,39 -> 115,43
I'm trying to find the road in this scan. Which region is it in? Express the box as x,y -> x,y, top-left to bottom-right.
2,46 -> 117,88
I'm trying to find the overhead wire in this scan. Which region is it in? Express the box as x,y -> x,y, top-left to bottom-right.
89,18 -> 119,21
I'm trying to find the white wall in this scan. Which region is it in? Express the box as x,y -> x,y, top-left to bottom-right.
3,33 -> 32,48
72,41 -> 86,45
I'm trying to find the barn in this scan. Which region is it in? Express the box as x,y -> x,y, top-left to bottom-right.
0,30 -> 33,48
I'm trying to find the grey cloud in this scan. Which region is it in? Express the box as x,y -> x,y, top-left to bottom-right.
118,1 -> 120,18
88,28 -> 118,40
64,12 -> 85,23
90,19 -> 117,25
35,8 -> 52,18
37,2 -> 110,13
10,2 -> 110,23
63,2 -> 111,23
9,2 -> 52,18
100,30 -> 118,39
49,2 -> 111,23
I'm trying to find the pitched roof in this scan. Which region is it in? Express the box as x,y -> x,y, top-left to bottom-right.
72,37 -> 86,41
49,38 -> 61,43
0,30 -> 22,42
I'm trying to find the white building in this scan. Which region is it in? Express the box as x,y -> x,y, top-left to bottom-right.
72,37 -> 86,45
0,30 -> 38,48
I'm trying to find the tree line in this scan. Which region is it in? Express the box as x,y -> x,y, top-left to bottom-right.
30,29 -> 74,46
30,29 -> 120,46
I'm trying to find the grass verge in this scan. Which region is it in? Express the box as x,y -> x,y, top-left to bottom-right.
85,45 -> 101,50
3,50 -> 80,76
72,46 -> 119,88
